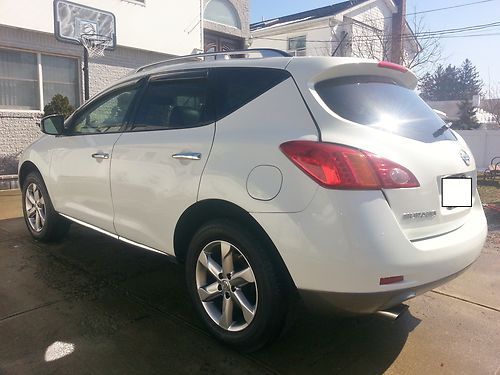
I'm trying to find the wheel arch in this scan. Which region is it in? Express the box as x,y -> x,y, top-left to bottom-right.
18,161 -> 42,187
174,199 -> 296,289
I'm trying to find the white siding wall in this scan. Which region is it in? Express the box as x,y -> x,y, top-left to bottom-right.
251,20 -> 339,57
348,1 -> 392,60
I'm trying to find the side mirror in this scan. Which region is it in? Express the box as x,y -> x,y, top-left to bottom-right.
40,114 -> 64,135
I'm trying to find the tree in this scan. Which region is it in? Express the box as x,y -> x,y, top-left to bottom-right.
420,65 -> 460,101
43,94 -> 74,119
421,60 -> 483,128
452,99 -> 479,130
346,13 -> 441,79
457,59 -> 482,99
420,60 -> 482,101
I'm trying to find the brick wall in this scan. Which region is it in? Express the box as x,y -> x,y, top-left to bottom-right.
0,112 -> 42,174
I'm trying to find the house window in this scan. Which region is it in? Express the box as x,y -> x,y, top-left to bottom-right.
204,0 -> 241,29
42,55 -> 79,108
288,36 -> 307,56
0,49 -> 39,110
0,48 -> 79,111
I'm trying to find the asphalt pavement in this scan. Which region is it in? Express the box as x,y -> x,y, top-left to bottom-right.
0,191 -> 499,374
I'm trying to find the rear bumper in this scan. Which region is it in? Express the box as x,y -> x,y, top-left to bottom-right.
298,265 -> 470,315
252,187 -> 487,304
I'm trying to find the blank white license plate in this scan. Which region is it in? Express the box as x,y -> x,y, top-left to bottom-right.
441,177 -> 472,207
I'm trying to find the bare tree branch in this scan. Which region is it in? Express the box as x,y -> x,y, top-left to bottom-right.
344,14 -> 442,79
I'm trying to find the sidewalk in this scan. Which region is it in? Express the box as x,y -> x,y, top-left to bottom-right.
0,189 -> 22,220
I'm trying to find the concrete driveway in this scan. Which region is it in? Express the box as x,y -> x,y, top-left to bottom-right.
0,199 -> 499,374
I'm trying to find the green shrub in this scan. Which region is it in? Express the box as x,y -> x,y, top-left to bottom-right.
44,94 -> 75,119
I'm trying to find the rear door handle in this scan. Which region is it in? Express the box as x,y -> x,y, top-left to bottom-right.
172,152 -> 202,161
92,152 -> 110,160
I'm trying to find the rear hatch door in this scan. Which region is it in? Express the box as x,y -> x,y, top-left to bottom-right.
311,72 -> 476,240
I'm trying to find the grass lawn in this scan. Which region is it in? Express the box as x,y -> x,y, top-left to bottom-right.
477,176 -> 500,205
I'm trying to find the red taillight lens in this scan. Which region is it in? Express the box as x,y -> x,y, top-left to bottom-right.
280,141 -> 419,190
365,153 -> 420,188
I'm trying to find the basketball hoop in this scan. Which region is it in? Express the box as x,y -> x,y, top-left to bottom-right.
80,33 -> 112,58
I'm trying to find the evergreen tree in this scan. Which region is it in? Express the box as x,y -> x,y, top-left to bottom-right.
441,65 -> 460,100
419,72 -> 434,101
43,94 -> 74,119
457,59 -> 482,99
419,64 -> 459,100
419,59 -> 482,101
452,99 -> 480,130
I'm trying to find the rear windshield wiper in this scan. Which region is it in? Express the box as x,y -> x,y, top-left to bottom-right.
433,122 -> 452,138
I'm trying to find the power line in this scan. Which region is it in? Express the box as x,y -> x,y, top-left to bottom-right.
404,0 -> 493,17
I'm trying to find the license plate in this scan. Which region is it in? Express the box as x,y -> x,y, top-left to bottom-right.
441,177 -> 472,207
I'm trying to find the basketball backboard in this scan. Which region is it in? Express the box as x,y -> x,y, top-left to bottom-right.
53,0 -> 117,50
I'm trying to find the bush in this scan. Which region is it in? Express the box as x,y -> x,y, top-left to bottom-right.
0,155 -> 19,175
43,94 -> 75,119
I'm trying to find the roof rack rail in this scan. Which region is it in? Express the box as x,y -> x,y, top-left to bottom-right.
136,48 -> 291,73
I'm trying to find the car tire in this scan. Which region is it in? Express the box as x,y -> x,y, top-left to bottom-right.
185,219 -> 291,352
22,171 -> 70,242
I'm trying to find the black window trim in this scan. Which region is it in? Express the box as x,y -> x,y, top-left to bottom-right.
63,78 -> 146,136
124,69 -> 215,133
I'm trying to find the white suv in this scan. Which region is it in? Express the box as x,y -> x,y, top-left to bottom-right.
19,49 -> 487,351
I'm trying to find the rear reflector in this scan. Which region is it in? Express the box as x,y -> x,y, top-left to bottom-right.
279,141 -> 419,190
380,275 -> 404,285
378,61 -> 408,73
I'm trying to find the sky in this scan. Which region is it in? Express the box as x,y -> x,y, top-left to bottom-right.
250,0 -> 500,90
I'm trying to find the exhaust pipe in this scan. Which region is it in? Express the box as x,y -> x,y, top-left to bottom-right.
376,304 -> 409,320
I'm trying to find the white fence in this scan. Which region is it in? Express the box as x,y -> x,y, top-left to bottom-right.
457,130 -> 500,170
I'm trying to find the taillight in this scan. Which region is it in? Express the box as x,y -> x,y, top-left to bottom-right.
279,141 -> 419,190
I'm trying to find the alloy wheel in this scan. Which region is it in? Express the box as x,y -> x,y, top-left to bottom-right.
25,182 -> 46,232
195,240 -> 258,332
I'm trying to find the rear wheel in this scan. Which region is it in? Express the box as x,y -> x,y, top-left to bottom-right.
22,172 -> 70,242
185,220 -> 291,352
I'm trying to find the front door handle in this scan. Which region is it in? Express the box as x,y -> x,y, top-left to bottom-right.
172,152 -> 202,161
92,152 -> 110,160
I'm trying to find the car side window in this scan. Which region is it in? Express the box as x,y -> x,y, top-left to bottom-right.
132,78 -> 211,131
68,87 -> 137,135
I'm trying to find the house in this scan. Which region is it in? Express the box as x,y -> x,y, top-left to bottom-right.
480,98 -> 500,129
0,0 -> 249,174
250,0 -> 418,64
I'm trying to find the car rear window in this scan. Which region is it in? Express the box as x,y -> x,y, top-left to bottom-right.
315,76 -> 456,143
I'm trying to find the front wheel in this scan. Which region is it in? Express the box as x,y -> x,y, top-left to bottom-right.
22,172 -> 70,242
185,220 -> 291,352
